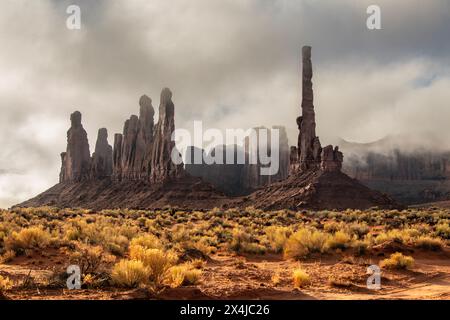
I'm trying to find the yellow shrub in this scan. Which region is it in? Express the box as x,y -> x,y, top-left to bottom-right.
0,250 -> 16,263
111,259 -> 149,288
4,227 -> 51,252
130,234 -> 162,250
129,245 -> 177,285
165,266 -> 185,288
284,229 -> 329,259
230,229 -> 266,254
414,236 -> 444,251
183,268 -> 202,285
190,258 -> 206,269
265,226 -> 291,253
436,223 -> 450,239
271,273 -> 281,286
0,275 -> 13,291
326,231 -> 353,250
380,252 -> 414,270
292,268 -> 310,288
375,229 -> 412,245
166,265 -> 202,288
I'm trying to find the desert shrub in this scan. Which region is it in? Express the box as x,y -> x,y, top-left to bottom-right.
0,250 -> 16,263
165,264 -> 202,288
4,227 -> 51,253
347,222 -> 370,238
181,234 -> 218,255
111,259 -> 149,288
292,268 -> 310,288
69,243 -> 115,274
130,234 -> 162,250
413,236 -> 444,251
323,221 -> 344,233
64,218 -> 136,256
326,231 -> 353,250
104,235 -> 129,256
265,226 -> 292,253
189,258 -> 206,269
352,239 -> 370,256
271,273 -> 281,286
436,222 -> 450,239
284,228 -> 329,259
0,275 -> 13,291
129,245 -> 177,285
380,252 -> 414,270
229,229 -> 266,255
374,229 -> 412,245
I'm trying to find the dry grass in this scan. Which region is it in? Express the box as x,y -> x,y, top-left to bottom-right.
284,228 -> 329,259
265,226 -> 292,253
0,275 -> 14,291
69,243 -> 115,274
4,227 -> 51,253
129,245 -> 177,286
111,259 -> 149,288
326,231 -> 353,250
292,268 -> 310,288
166,264 -> 202,288
130,234 -> 162,250
380,252 -> 415,270
0,249 -> 15,263
413,236 -> 444,251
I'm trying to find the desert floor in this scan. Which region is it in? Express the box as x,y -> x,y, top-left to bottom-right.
0,207 -> 449,300
2,250 -> 449,300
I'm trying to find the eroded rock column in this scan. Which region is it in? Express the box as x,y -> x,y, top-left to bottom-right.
59,111 -> 91,182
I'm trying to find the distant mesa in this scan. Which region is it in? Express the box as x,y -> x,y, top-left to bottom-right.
16,46 -> 399,210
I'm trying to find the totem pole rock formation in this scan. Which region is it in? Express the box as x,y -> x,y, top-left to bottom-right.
90,128 -> 113,179
243,45 -> 398,210
298,46 -> 322,170
291,46 -> 343,173
59,111 -> 91,182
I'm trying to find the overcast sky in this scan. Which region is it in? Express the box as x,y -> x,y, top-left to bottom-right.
1,0 -> 450,208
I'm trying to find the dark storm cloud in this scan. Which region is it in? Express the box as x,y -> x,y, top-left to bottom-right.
1,0 -> 450,207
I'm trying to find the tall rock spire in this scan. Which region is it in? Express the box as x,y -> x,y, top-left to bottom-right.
59,111 -> 91,182
135,95 -> 155,179
90,128 -> 113,179
150,88 -> 183,183
298,46 -> 322,170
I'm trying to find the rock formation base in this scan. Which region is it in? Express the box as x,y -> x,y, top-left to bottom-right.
17,176 -> 228,210
243,169 -> 399,211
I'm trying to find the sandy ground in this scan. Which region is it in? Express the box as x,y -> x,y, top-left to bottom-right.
1,249 -> 449,300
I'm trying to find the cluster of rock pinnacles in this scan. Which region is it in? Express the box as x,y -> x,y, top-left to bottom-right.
58,46 -> 344,195
59,88 -> 182,185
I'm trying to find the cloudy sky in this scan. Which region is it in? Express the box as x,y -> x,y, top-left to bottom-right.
1,0 -> 450,208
